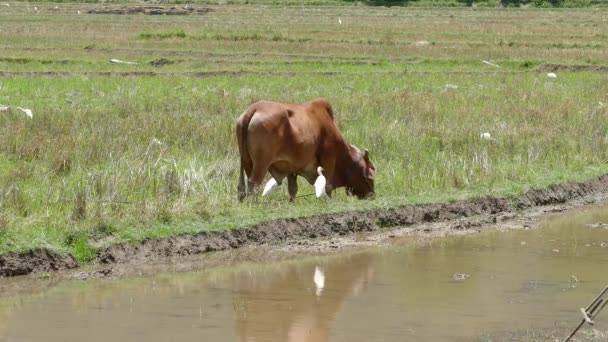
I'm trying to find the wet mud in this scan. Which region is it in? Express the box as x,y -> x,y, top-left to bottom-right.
0,249 -> 78,277
3,175 -> 608,278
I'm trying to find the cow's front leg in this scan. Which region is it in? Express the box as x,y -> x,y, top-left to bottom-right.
287,174 -> 298,202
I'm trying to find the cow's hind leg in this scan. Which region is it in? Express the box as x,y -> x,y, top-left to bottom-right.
287,174 -> 298,202
237,166 -> 247,202
247,161 -> 272,199
237,155 -> 253,202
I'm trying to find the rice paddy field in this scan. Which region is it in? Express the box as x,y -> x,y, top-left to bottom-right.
0,2 -> 607,262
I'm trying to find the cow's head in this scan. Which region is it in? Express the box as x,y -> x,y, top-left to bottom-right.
346,145 -> 375,199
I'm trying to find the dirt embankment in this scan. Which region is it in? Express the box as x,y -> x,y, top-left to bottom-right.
2,175 -> 608,277
0,249 -> 78,277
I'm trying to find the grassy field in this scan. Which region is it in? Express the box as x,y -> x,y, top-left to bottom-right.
0,3 -> 607,262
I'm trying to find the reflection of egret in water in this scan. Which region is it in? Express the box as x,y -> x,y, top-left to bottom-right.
314,267 -> 325,297
233,253 -> 375,342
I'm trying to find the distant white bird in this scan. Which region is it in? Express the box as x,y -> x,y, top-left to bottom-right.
77,10 -> 81,14
547,72 -> 557,79
16,107 -> 32,119
338,17 -> 342,24
109,58 -> 138,65
4,3 -> 9,7
452,273 -> 470,281
262,177 -> 280,196
480,132 -> 492,140
33,6 -> 38,12
150,137 -> 162,146
482,60 -> 500,68
314,266 -> 325,296
415,40 -> 431,47
314,166 -> 327,198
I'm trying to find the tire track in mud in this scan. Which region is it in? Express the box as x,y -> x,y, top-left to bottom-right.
4,174 -> 608,277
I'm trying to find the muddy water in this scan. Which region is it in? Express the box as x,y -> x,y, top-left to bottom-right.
2,207 -> 608,342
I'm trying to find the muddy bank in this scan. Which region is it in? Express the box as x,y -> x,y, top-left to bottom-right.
2,175 -> 608,278
96,175 -> 608,263
0,249 -> 78,277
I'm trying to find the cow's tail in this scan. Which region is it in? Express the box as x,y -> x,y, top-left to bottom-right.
236,106 -> 257,201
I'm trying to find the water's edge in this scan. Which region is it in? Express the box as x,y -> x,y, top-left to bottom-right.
3,174 -> 608,277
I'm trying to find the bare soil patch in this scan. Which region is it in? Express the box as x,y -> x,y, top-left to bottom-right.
87,6 -> 213,16
3,175 -> 608,278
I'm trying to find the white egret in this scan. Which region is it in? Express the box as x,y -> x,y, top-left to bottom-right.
262,177 -> 280,196
16,107 -> 32,119
547,72 -> 557,79
314,266 -> 325,296
314,166 -> 327,198
480,132 -> 492,140
338,17 -> 342,24
452,273 -> 470,281
482,60 -> 500,68
109,58 -> 138,65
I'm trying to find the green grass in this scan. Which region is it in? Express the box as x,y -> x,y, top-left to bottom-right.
1,3 -> 608,263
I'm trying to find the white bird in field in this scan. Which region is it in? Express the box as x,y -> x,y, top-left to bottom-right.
547,72 -> 557,79
482,60 -> 500,68
262,177 -> 280,196
33,6 -> 38,12
480,132 -> 492,140
16,107 -> 32,119
109,58 -> 138,65
338,17 -> 342,24
314,266 -> 325,296
314,166 -> 327,198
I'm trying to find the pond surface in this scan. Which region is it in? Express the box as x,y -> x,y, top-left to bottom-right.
1,206 -> 608,341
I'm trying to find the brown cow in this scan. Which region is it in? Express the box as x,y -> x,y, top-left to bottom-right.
236,98 -> 375,201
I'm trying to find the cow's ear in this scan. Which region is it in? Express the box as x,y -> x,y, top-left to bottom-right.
364,149 -> 370,160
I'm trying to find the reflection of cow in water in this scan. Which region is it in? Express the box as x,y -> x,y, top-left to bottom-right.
232,253 -> 375,342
